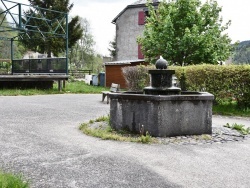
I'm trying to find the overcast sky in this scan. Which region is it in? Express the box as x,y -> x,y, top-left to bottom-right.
7,0 -> 250,56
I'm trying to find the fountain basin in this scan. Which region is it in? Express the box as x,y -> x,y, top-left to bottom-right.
109,92 -> 214,137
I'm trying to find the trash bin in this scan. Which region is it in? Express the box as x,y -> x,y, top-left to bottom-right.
92,75 -> 98,86
99,72 -> 105,87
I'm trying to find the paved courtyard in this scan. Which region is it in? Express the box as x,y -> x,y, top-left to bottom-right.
0,94 -> 250,188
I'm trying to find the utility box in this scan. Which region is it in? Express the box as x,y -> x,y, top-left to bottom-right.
92,75 -> 99,86
99,72 -> 105,87
85,75 -> 92,85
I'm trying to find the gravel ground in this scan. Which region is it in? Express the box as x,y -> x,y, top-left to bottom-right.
0,94 -> 250,188
88,120 -> 248,145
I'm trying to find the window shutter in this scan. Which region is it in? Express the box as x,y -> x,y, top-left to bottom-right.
138,11 -> 145,25
138,45 -> 144,59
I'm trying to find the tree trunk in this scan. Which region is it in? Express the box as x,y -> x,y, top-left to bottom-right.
47,51 -> 52,58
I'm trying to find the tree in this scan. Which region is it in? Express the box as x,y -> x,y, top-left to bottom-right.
68,17 -> 104,73
233,41 -> 250,64
137,0 -> 232,66
0,8 -> 25,59
69,17 -> 95,69
108,36 -> 116,60
19,0 -> 83,57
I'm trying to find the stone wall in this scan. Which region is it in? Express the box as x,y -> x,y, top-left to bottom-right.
110,92 -> 214,137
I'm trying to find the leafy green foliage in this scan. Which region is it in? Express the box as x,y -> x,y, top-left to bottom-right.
224,123 -> 250,135
69,18 -> 98,71
19,0 -> 83,57
122,65 -> 153,91
0,171 -> 29,188
0,7 -> 25,59
120,63 -> 250,110
171,65 -> 250,110
68,17 -> 103,74
233,40 -> 250,64
108,36 -> 116,60
0,61 -> 11,74
138,0 -> 232,66
138,131 -> 153,143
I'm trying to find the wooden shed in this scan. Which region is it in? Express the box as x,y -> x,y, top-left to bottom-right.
104,59 -> 149,89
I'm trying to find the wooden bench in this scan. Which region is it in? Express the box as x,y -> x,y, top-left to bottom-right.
102,83 -> 120,104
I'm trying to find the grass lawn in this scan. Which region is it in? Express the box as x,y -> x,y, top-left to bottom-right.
213,102 -> 250,117
0,81 -> 108,96
64,81 -> 107,93
0,171 -> 29,188
79,116 -> 158,144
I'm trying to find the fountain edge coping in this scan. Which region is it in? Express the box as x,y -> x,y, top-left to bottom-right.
109,92 -> 214,101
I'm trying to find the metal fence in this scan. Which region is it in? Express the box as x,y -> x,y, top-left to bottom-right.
12,58 -> 67,74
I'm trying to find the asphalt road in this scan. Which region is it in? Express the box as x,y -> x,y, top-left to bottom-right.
0,94 -> 250,188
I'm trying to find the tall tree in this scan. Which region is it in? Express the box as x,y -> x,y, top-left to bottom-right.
137,0 -> 232,66
108,36 -> 116,60
68,18 -> 103,73
19,0 -> 83,57
69,17 -> 95,69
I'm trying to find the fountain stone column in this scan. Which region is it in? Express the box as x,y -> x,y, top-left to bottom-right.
144,58 -> 181,95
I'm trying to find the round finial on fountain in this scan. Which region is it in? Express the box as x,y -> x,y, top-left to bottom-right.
155,56 -> 168,69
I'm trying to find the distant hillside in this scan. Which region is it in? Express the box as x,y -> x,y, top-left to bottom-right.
232,40 -> 250,64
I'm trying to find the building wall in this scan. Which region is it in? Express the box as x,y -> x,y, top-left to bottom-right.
116,7 -> 145,61
105,62 -> 148,89
105,65 -> 128,89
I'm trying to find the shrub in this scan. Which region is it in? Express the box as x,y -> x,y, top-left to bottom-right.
122,64 -> 250,110
171,65 -> 250,110
122,65 -> 153,91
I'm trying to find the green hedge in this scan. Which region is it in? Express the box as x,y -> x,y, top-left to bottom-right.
122,64 -> 250,110
171,65 -> 250,109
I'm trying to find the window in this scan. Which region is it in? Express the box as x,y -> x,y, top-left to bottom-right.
138,11 -> 145,25
138,45 -> 144,59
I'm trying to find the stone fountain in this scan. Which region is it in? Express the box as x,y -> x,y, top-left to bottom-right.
144,58 -> 181,95
109,58 -> 214,137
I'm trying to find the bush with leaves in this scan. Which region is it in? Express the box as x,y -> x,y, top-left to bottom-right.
171,65 -> 250,110
122,64 -> 250,110
122,65 -> 153,91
